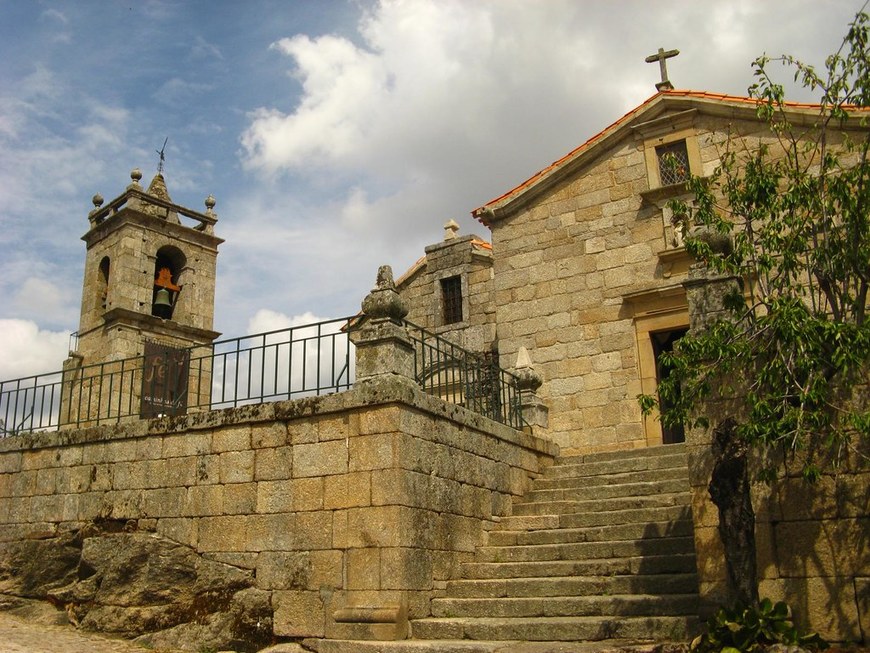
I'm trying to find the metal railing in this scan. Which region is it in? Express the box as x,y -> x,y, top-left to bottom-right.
404,321 -> 524,430
0,316 -> 525,436
208,318 -> 354,410
0,317 -> 355,435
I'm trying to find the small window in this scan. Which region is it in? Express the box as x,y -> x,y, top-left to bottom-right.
441,276 -> 463,325
656,140 -> 690,186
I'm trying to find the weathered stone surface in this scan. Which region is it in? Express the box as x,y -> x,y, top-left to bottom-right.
134,587 -> 273,653
0,533 -> 81,598
0,594 -> 69,625
0,523 -> 272,652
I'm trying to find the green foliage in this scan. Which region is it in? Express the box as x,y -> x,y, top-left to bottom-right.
691,599 -> 828,653
641,11 -> 870,478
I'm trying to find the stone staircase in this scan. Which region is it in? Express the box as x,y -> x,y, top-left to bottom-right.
411,443 -> 700,643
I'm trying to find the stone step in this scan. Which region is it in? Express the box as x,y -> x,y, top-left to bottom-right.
431,593 -> 699,619
544,452 -> 688,480
497,505 -> 691,531
393,444 -> 701,647
474,535 -> 696,563
534,467 -> 688,490
511,492 -> 691,516
559,443 -> 686,464
486,518 -> 694,546
460,553 -> 698,580
306,640 -> 651,653
518,478 -> 690,503
445,573 -> 699,598
411,615 -> 699,642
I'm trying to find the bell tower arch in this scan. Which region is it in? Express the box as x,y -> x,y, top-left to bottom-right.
72,167 -> 223,366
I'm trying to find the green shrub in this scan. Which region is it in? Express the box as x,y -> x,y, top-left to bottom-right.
691,598 -> 828,653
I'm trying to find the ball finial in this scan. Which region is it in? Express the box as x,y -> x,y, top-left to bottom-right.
130,168 -> 143,184
205,194 -> 216,210
92,193 -> 104,208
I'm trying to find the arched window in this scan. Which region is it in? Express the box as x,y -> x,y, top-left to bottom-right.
151,246 -> 186,319
98,256 -> 110,310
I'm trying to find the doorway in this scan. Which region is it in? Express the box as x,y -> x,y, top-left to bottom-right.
650,328 -> 688,444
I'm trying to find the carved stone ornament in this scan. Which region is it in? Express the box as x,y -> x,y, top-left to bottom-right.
361,265 -> 409,320
513,346 -> 543,392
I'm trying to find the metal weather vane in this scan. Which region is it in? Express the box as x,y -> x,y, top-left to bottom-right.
156,137 -> 168,174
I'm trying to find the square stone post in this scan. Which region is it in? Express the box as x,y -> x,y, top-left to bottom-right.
681,227 -> 754,613
339,264 -> 416,639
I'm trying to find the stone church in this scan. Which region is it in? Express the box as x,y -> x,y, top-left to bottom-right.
0,72 -> 866,649
396,89 -> 846,454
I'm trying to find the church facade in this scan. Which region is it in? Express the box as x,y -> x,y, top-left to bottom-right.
399,90 -> 859,454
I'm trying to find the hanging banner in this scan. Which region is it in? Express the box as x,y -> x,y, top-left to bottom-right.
141,341 -> 190,418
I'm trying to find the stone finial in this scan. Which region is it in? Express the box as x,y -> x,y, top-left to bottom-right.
146,173 -> 172,203
513,346 -> 543,392
92,193 -> 104,209
205,194 -> 216,212
444,219 -> 460,241
129,168 -> 143,188
375,265 -> 395,289
361,265 -> 409,320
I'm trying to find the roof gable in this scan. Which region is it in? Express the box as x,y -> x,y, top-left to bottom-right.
472,89 -> 834,225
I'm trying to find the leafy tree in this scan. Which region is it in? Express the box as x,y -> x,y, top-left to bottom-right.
640,11 -> 870,605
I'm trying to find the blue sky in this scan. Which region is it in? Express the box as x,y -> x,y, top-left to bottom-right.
0,0 -> 863,379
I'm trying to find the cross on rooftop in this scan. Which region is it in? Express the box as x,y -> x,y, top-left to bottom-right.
645,47 -> 679,91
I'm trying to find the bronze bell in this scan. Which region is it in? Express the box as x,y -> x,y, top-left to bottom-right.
153,288 -> 173,318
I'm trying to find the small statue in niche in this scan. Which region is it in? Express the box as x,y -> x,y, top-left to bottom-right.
668,203 -> 690,249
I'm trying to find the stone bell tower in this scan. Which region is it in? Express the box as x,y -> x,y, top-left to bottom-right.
71,167 -> 223,367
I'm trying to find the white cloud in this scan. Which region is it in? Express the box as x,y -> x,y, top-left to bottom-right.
0,320 -> 69,380
40,9 -> 68,24
190,35 -> 223,61
247,309 -> 330,335
10,278 -> 76,326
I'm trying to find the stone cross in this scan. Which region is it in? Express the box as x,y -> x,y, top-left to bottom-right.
443,219 -> 459,241
645,47 -> 679,91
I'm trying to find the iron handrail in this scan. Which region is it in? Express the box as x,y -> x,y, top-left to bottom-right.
403,320 -> 525,430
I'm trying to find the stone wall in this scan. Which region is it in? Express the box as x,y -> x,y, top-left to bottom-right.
0,374 -> 556,641
687,428 -> 869,642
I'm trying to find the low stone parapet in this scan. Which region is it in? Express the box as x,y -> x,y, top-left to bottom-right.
0,373 -> 557,645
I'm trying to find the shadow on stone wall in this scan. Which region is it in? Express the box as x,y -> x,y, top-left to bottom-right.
757,465 -> 869,642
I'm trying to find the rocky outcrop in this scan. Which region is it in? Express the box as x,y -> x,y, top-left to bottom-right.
0,521 -> 273,652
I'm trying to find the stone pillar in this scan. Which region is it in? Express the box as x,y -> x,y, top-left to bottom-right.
338,265 -> 415,640
512,346 -> 548,433
350,265 -> 415,385
59,352 -> 84,429
681,227 -> 755,613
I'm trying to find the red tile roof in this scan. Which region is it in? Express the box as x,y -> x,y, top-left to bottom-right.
472,89 -> 862,222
